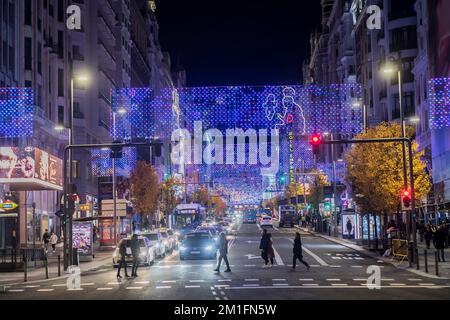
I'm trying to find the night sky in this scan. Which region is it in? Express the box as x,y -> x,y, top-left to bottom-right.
156,0 -> 322,87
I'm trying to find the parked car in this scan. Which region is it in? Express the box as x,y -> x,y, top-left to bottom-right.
166,229 -> 179,249
179,232 -> 217,260
141,231 -> 166,258
159,229 -> 174,253
112,236 -> 155,267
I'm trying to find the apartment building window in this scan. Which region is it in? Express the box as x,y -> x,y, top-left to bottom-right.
58,105 -> 64,124
25,0 -> 32,25
37,42 -> 42,74
25,37 -> 32,70
58,69 -> 64,96
25,80 -> 32,88
390,27 -> 417,52
57,31 -> 64,58
404,92 -> 415,117
57,0 -> 64,22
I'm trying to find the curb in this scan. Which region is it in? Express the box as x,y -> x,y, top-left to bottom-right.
304,229 -> 450,280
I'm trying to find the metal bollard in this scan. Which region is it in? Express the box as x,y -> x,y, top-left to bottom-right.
415,248 -> 420,270
424,250 -> 428,273
44,257 -> 49,279
23,255 -> 27,282
58,255 -> 61,277
435,251 -> 439,276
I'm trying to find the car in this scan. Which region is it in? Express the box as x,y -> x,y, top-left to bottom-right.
112,236 -> 156,267
259,215 -> 274,228
159,229 -> 174,253
166,229 -> 179,249
141,231 -> 166,258
179,232 -> 217,260
195,226 -> 219,243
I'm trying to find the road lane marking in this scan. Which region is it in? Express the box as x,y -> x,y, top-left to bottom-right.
8,289 -> 24,292
326,279 -> 341,282
408,279 -> 423,281
244,265 -> 256,267
225,285 -> 450,290
52,284 -> 67,287
381,278 -> 395,281
189,280 -> 204,283
272,279 -> 286,281
37,289 -> 54,292
273,283 -> 288,286
161,280 -> 176,283
331,284 -> 348,287
81,283 -> 95,286
310,265 -> 321,267
329,265 -> 341,268
352,266 -> 363,268
244,279 -> 259,281
24,285 -> 40,288
107,282 -> 121,285
353,279 -> 367,281
67,288 -> 84,291
97,288 -> 113,291
185,285 -> 201,288
215,297 -> 220,300
243,284 -> 259,287
215,285 -> 230,288
299,279 -> 314,281
212,291 -> 217,295
419,283 -> 436,286
218,279 -> 232,282
289,239 -> 328,266
127,287 -> 144,290
220,291 -> 226,295
389,283 -> 406,286
302,284 -> 319,286
135,281 -> 150,284
272,245 -> 284,266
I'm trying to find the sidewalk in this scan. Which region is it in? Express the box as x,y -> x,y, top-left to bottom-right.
298,226 -> 450,279
0,250 -> 113,286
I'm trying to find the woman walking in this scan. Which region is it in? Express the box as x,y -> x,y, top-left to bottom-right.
50,232 -> 58,252
291,232 -> 310,272
265,234 -> 275,267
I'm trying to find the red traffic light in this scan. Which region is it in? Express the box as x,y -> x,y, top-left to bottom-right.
401,189 -> 411,209
402,190 -> 410,197
310,134 -> 322,145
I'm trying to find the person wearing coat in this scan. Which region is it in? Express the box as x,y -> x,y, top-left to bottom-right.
214,232 -> 231,273
424,224 -> 433,249
265,234 -> 275,267
116,240 -> 129,278
130,234 -> 140,277
291,232 -> 310,272
434,226 -> 446,262
259,229 -> 270,266
49,232 -> 58,252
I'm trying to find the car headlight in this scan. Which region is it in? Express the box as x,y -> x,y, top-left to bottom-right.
205,245 -> 213,251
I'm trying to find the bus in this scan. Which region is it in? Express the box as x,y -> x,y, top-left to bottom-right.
278,205 -> 296,227
171,203 -> 206,237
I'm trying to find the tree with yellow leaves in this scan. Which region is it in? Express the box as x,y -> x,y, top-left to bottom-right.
211,195 -> 226,216
344,122 -> 431,217
160,177 -> 181,218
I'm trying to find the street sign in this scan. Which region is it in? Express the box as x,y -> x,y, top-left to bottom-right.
101,199 -> 127,217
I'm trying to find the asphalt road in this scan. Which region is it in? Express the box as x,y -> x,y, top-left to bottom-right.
1,223 -> 449,300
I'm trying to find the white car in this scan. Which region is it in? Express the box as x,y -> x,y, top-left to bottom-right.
112,236 -> 156,267
260,216 -> 274,228
142,232 -> 166,258
159,229 -> 174,253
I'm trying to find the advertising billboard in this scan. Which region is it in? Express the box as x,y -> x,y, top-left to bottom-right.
0,147 -> 63,190
72,221 -> 93,256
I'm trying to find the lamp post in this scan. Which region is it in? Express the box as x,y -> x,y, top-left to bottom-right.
112,107 -> 127,246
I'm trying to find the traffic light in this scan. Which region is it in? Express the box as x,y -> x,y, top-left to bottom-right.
401,189 -> 411,210
309,134 -> 322,155
110,140 -> 123,159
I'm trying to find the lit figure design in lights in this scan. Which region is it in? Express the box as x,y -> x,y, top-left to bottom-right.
263,93 -> 287,129
282,87 -> 306,134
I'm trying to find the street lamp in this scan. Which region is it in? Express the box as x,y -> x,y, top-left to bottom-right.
112,108 -> 127,246
381,60 -> 417,265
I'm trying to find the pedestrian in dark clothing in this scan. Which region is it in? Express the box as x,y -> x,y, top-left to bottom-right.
434,226 -> 446,262
214,232 -> 231,273
291,232 -> 310,272
265,234 -> 275,267
130,234 -> 140,277
424,224 -> 433,249
116,240 -> 129,279
259,229 -> 270,266
42,229 -> 50,251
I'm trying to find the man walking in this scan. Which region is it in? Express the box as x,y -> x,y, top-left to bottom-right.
130,234 -> 140,277
259,228 -> 269,267
434,226 -> 446,262
42,229 -> 50,251
116,240 -> 129,279
291,232 -> 310,272
214,232 -> 231,273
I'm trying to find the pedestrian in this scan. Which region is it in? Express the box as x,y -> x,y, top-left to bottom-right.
50,232 -> 58,252
418,222 -> 425,243
214,232 -> 231,273
130,234 -> 140,277
116,240 -> 129,279
433,226 -> 446,262
444,218 -> 450,248
259,228 -> 269,267
290,232 -> 310,272
424,223 -> 433,249
265,234 -> 275,267
42,229 -> 50,251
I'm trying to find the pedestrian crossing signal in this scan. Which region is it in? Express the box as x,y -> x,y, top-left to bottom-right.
401,189 -> 411,210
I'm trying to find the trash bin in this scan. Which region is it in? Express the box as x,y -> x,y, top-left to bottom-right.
72,248 -> 79,266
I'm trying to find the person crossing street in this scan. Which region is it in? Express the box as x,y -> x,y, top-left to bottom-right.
214,232 -> 231,273
291,232 -> 310,272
